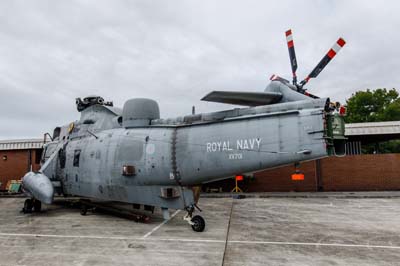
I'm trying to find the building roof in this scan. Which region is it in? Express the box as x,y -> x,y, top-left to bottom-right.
0,139 -> 45,151
345,121 -> 400,136
345,121 -> 400,143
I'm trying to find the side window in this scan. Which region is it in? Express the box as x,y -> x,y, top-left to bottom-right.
73,150 -> 81,167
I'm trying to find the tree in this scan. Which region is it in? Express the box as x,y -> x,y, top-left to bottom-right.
345,88 -> 400,123
345,88 -> 400,153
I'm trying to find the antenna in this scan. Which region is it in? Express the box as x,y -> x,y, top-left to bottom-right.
299,37 -> 346,88
285,29 -> 298,86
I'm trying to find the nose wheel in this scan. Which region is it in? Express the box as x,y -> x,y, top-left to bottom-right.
22,199 -> 41,213
183,206 -> 206,232
23,199 -> 33,213
191,215 -> 205,232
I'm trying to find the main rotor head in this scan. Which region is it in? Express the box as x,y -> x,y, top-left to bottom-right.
76,95 -> 113,112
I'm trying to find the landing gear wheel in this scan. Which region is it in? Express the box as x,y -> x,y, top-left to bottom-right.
33,200 -> 42,212
191,215 -> 205,232
23,199 -> 33,213
80,205 -> 87,216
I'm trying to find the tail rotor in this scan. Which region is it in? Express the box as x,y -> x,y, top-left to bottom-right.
284,29 -> 346,96
299,37 -> 346,88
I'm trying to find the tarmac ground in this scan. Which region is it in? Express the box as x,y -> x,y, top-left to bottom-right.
1,194 -> 400,266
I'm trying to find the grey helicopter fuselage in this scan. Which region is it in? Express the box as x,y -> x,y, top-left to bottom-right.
32,81 -> 345,213
21,29 -> 347,231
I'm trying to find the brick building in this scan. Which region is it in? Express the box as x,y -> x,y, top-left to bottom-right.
206,154 -> 400,192
0,139 -> 44,190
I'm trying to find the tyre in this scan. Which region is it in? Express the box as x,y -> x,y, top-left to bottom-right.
191,215 -> 205,232
23,199 -> 33,213
33,200 -> 42,212
80,205 -> 87,216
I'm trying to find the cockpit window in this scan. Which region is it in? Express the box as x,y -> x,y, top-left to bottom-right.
53,127 -> 61,140
73,150 -> 81,167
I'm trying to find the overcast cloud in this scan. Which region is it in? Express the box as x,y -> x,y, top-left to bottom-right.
0,0 -> 399,139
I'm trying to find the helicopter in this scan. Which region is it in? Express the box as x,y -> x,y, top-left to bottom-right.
21,29 -> 346,232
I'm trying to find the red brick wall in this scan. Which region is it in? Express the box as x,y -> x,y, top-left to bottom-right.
2,150 -> 400,192
246,154 -> 400,192
205,154 -> 400,192
321,154 -> 400,191
0,149 -> 41,190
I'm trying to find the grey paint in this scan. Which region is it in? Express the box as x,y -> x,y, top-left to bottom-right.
22,172 -> 53,204
266,81 -> 311,102
201,90 -> 282,106
200,81 -> 311,106
21,80 -> 344,219
122,98 -> 160,128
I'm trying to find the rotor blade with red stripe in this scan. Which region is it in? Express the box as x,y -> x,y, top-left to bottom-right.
303,90 -> 319,99
285,29 -> 298,84
301,38 -> 346,86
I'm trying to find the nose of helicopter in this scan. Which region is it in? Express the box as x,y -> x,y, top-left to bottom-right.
22,172 -> 54,204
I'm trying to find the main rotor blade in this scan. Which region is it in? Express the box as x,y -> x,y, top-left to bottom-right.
303,91 -> 319,99
300,38 -> 346,87
285,29 -> 298,85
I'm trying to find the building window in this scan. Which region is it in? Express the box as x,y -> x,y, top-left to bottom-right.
73,150 -> 81,167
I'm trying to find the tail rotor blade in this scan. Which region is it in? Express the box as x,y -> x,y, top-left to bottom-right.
300,37 -> 346,87
285,29 -> 298,85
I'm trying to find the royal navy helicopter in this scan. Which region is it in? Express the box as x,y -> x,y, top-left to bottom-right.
21,29 -> 346,232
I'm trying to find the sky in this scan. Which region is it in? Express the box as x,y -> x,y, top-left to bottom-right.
0,0 -> 399,139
